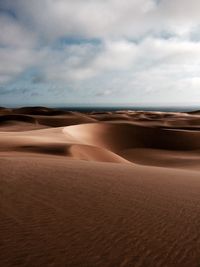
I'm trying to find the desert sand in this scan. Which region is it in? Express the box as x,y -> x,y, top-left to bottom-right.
1,107 -> 200,266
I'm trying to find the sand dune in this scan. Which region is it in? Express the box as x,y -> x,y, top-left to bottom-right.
34,113 -> 97,127
69,144 -> 128,163
1,155 -> 200,267
64,122 -> 200,151
0,114 -> 37,124
12,106 -> 66,115
1,108 -> 200,266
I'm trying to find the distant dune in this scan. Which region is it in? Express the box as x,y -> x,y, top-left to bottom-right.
187,110 -> 200,115
12,106 -> 66,115
1,107 -> 200,266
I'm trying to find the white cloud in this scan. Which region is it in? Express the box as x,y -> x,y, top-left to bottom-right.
38,37 -> 200,82
4,0 -> 200,40
0,14 -> 38,83
1,0 -> 200,104
0,15 -> 36,48
0,47 -> 36,83
3,0 -> 156,40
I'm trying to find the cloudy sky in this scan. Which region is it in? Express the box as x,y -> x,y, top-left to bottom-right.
1,0 -> 200,107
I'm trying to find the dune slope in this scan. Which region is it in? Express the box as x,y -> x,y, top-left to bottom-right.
1,155 -> 200,267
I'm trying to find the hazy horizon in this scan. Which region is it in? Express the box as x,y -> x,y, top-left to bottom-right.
1,104 -> 200,113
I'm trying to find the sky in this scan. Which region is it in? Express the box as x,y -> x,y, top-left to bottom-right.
1,0 -> 200,107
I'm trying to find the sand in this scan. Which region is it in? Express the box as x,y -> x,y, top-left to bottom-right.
1,107 -> 200,266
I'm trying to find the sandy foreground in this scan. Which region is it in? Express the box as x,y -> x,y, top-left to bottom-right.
1,107 -> 200,267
